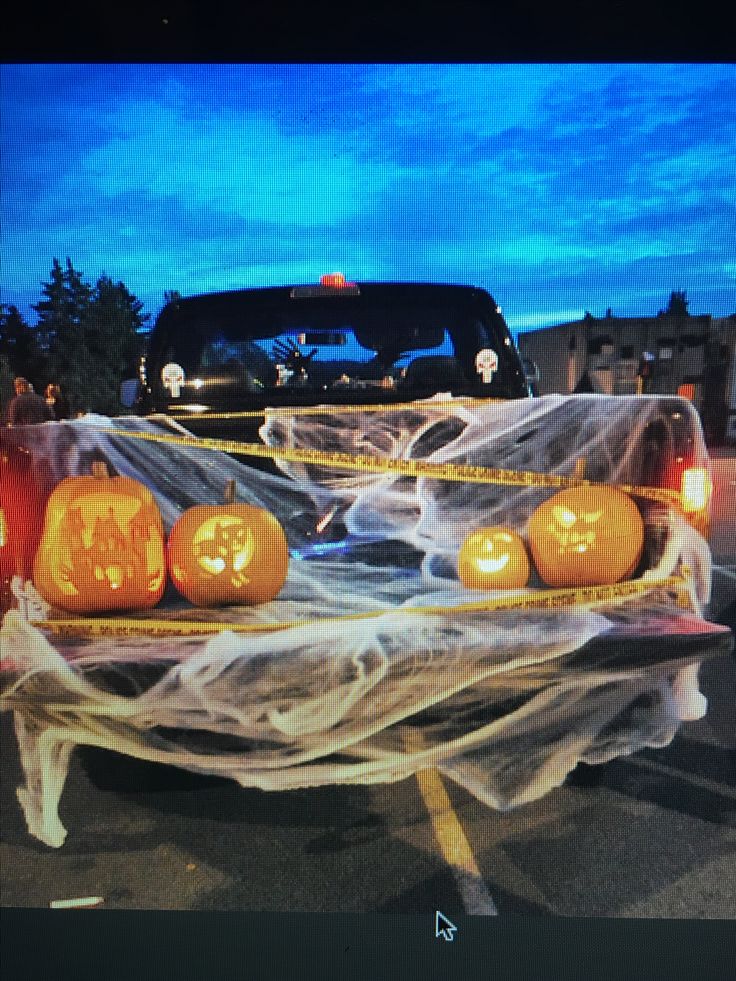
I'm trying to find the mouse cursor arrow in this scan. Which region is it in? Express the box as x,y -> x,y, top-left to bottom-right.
435,910 -> 458,942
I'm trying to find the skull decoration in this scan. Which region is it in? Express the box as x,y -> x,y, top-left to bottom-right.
458,526 -> 530,589
32,462 -> 167,613
475,348 -> 499,384
167,482 -> 289,606
161,362 -> 185,398
528,485 -> 644,587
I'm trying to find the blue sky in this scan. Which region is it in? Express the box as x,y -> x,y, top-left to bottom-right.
1,63 -> 734,336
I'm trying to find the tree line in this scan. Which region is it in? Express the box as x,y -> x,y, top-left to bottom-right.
0,257 -> 151,417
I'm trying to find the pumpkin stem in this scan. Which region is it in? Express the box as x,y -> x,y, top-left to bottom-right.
573,457 -> 586,480
223,479 -> 236,505
91,461 -> 110,479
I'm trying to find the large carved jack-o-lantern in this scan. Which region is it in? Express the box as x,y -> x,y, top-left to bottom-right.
528,484 -> 644,588
167,480 -> 289,606
458,526 -> 530,589
33,462 -> 166,613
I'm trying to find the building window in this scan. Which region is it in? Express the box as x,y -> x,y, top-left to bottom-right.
681,333 -> 708,348
589,335 -> 614,356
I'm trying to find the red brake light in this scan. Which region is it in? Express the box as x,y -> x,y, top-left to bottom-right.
320,272 -> 350,288
290,276 -> 359,298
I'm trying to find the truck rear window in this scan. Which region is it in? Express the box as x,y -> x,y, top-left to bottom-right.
152,300 -> 513,402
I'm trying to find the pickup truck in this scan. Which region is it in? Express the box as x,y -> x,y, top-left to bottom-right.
131,275 -> 716,534
130,276 -> 530,426
1,275 -> 732,848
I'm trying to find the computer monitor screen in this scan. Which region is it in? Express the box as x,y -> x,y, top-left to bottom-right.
1,60 -> 734,981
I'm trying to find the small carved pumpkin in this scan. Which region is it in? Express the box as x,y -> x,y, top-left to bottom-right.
167,480 -> 288,606
458,526 -> 530,590
528,485 -> 644,587
33,462 -> 166,613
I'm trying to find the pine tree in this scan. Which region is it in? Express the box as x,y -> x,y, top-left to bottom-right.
0,304 -> 46,384
0,354 -> 15,416
34,256 -> 92,348
666,290 -> 689,316
82,274 -> 149,414
32,258 -> 148,415
33,257 -> 93,406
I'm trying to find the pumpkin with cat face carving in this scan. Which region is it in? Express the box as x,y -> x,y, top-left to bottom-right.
167,497 -> 288,606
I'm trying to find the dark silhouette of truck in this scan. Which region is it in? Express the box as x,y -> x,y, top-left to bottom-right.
128,278 -> 715,533
130,279 -> 530,432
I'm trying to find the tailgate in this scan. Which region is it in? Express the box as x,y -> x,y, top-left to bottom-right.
565,615 -> 733,674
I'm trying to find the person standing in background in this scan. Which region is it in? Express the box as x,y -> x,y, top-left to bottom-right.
7,377 -> 53,425
45,382 -> 71,420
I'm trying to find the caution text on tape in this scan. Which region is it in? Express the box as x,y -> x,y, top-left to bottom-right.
34,573 -> 692,639
96,425 -> 682,508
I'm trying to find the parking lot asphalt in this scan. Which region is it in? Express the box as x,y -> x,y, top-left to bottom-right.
1,613 -> 733,917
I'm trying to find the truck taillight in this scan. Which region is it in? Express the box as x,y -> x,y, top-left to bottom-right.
659,451 -> 712,537
681,467 -> 712,514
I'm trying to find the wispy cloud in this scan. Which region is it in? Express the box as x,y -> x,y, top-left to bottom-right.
1,64 -> 734,326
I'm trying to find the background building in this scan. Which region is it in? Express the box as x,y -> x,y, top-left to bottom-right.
518,308 -> 736,445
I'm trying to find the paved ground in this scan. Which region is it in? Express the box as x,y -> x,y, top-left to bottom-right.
1,648 -> 733,917
2,625 -> 733,918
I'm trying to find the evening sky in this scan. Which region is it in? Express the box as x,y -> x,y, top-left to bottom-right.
1,63 -> 734,336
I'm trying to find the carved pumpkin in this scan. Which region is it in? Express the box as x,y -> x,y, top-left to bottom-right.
33,462 -> 166,613
458,526 -> 530,590
528,485 -> 644,587
167,481 -> 288,606
0,439 -> 54,613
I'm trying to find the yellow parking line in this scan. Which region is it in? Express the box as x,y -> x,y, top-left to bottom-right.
403,729 -> 498,915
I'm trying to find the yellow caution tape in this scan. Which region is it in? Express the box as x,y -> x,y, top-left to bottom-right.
35,573 -> 692,639
95,425 -> 682,508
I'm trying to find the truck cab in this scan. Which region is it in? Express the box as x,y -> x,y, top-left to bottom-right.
131,278 -> 530,441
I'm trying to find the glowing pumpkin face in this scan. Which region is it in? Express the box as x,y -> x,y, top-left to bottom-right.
458,526 -> 530,589
32,464 -> 166,613
528,485 -> 644,587
167,502 -> 288,606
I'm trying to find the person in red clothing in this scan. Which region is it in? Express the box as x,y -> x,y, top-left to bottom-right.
7,377 -> 53,425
